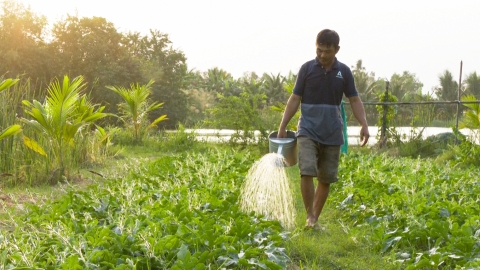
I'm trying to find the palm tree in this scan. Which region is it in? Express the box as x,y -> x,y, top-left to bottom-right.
352,60 -> 381,102
270,72 -> 300,131
204,67 -> 233,94
262,73 -> 286,106
21,75 -> 110,176
107,79 -> 167,143
464,72 -> 480,99
434,70 -> 461,121
389,71 -> 423,102
351,60 -> 382,125
387,72 -> 423,125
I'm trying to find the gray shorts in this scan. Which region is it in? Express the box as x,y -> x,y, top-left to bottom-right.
297,136 -> 340,183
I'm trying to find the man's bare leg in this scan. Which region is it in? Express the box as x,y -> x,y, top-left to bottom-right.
301,175 -> 315,226
312,182 -> 330,223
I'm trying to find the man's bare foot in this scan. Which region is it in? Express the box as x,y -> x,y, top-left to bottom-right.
305,218 -> 316,229
304,219 -> 325,231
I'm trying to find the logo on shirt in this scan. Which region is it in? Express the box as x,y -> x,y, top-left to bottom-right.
336,71 -> 343,79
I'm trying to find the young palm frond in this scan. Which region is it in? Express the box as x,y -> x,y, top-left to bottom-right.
107,79 -> 167,142
21,75 -> 111,176
460,95 -> 480,131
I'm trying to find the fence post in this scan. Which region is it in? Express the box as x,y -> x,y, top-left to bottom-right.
455,61 -> 463,144
380,81 -> 389,148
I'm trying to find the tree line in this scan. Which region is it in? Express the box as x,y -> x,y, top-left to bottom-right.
1,0 -> 479,130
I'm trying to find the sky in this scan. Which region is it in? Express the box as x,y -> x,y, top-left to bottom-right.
13,0 -> 480,94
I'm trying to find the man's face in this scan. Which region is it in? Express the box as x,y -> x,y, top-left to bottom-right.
316,44 -> 339,68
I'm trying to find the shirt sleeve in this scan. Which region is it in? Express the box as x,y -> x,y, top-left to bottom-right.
293,63 -> 307,97
343,66 -> 358,98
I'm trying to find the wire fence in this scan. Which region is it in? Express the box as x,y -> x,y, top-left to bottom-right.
343,80 -> 480,147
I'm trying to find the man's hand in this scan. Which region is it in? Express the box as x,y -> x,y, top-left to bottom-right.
360,125 -> 370,147
277,129 -> 287,138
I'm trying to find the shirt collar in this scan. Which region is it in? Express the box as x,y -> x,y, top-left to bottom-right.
315,57 -> 339,70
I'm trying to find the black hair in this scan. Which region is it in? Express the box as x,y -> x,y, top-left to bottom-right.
316,29 -> 340,48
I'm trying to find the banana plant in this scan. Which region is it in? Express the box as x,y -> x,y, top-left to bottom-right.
107,79 -> 167,143
21,75 -> 111,175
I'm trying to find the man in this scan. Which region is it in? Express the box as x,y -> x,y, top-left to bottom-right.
277,29 -> 369,229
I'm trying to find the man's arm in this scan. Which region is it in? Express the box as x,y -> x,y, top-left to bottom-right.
348,95 -> 370,146
278,94 -> 301,138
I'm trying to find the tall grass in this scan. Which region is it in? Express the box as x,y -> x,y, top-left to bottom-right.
0,78 -> 39,185
0,76 -> 114,187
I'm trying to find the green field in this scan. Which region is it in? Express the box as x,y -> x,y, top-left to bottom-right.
1,138 -> 479,269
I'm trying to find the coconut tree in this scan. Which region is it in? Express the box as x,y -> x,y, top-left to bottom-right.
270,71 -> 300,131
464,72 -> 480,99
262,73 -> 286,106
21,75 -> 110,177
352,60 -> 381,102
107,79 -> 167,143
434,70 -> 462,121
204,67 -> 233,94
351,60 -> 383,125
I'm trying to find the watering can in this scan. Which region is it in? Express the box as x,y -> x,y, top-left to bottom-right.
268,131 -> 297,167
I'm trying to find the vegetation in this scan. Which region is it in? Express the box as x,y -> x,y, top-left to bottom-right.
1,1 -> 480,269
2,138 -> 479,269
2,0 -> 480,130
0,78 -> 22,141
107,80 -> 167,144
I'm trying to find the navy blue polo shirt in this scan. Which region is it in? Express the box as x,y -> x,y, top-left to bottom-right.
293,57 -> 358,145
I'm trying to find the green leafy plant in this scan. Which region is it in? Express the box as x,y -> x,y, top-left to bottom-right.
107,80 -> 167,144
459,95 -> 480,134
334,152 -> 480,269
0,147 -> 290,269
376,91 -> 398,146
206,91 -> 268,145
21,75 -> 110,179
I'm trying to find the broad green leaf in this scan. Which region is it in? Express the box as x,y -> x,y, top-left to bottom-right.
62,255 -> 83,270
0,78 -> 19,92
0,125 -> 22,140
177,243 -> 190,260
23,136 -> 47,156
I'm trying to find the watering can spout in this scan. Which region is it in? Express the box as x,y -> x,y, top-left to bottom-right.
277,144 -> 283,155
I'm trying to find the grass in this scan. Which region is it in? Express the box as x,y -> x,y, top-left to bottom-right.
284,163 -> 399,270
0,140 -> 400,269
